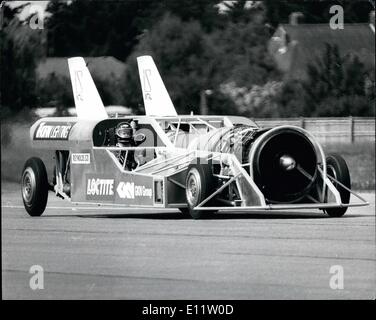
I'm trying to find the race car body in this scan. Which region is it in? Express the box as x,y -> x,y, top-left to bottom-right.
21,56 -> 368,218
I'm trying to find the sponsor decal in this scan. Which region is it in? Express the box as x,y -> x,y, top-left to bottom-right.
86,175 -> 115,201
117,182 -> 135,199
74,70 -> 84,101
72,153 -> 90,164
34,122 -> 74,140
143,69 -> 152,100
117,181 -> 152,199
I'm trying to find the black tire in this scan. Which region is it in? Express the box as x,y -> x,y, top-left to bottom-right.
185,159 -> 217,219
21,157 -> 49,217
324,153 -> 351,217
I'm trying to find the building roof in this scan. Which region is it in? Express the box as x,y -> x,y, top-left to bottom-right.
36,56 -> 126,80
269,23 -> 375,79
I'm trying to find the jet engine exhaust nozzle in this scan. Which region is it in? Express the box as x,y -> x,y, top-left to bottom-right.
250,127 -> 318,204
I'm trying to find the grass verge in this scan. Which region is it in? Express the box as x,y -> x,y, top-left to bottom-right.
323,142 -> 375,190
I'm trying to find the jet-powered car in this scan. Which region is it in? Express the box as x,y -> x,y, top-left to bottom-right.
21,56 -> 368,219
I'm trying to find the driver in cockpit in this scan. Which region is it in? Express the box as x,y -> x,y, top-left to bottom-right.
115,121 -> 136,170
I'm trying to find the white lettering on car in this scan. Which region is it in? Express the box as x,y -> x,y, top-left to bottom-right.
117,182 -> 152,199
72,153 -> 90,164
35,122 -> 73,140
87,179 -> 114,196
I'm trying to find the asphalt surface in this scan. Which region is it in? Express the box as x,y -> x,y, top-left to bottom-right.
2,182 -> 375,299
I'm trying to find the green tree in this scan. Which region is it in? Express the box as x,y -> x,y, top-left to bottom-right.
35,73 -> 72,113
121,14 -> 216,114
35,68 -> 124,112
154,0 -> 222,31
45,0 -> 159,60
210,21 -> 279,88
121,11 -> 279,116
0,3 -> 43,118
273,43 -> 375,117
303,43 -> 373,116
272,79 -> 306,117
44,0 -> 222,60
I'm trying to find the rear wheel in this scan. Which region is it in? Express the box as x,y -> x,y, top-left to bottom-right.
21,157 -> 48,217
324,153 -> 351,217
185,160 -> 217,219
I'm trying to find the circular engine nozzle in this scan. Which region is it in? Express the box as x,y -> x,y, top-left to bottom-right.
251,127 -> 318,203
279,154 -> 296,171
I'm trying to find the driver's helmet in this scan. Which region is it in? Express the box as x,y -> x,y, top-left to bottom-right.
115,122 -> 132,140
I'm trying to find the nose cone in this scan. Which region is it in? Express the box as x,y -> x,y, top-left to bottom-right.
279,154 -> 296,171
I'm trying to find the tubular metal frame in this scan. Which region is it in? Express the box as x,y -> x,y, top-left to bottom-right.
193,153 -> 369,211
93,134 -> 368,212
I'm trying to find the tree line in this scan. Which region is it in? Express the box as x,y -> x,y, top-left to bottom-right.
1,0 -> 374,119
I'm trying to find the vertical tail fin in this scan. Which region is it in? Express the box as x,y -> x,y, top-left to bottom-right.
67,57 -> 108,120
137,55 -> 177,116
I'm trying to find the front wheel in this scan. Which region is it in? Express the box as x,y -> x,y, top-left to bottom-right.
324,153 -> 351,217
21,157 -> 49,216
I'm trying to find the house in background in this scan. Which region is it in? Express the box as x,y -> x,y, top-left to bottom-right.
268,11 -> 375,80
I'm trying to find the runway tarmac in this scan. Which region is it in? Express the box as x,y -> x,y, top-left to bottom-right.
2,182 -> 375,299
